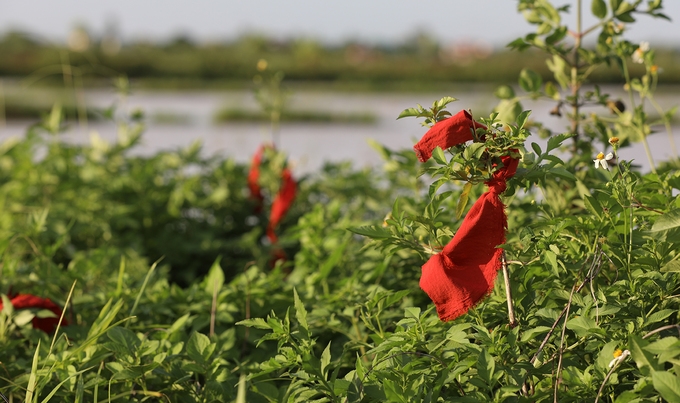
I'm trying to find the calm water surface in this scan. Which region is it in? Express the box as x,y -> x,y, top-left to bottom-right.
1,87 -> 678,174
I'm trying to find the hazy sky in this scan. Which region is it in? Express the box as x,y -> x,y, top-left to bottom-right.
1,1 -> 678,47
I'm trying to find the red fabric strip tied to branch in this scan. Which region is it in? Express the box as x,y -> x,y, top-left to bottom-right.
0,294 -> 68,333
266,167 -> 297,245
247,144 -> 297,253
247,145 -> 266,214
414,110 -> 519,321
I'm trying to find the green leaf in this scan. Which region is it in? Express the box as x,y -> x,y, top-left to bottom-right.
397,107 -> 425,120
566,316 -> 601,338
186,332 -> 212,364
318,234 -> 351,279
107,326 -> 141,355
348,225 -> 391,239
651,210 -> 680,232
236,318 -> 271,330
615,1 -> 635,14
167,313 -> 191,335
544,82 -> 560,100
519,69 -> 542,93
431,146 -> 447,165
651,371 -> 680,402
494,85 -> 515,100
592,0 -> 607,18
477,349 -> 495,386
661,260 -> 680,273
550,167 -> 576,181
617,11 -> 635,22
204,257 -> 225,294
456,182 -> 473,219
583,196 -> 603,220
547,55 -> 570,89
26,340 -> 40,403
435,96 -> 458,108
520,326 -> 552,342
547,132 -> 573,151
629,335 -> 660,374
644,309 -> 676,327
516,110 -> 532,129
293,288 -> 309,336
320,342 -> 332,376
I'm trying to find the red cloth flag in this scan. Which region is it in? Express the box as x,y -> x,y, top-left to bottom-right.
1,294 -> 68,333
414,110 -> 518,321
247,145 -> 266,213
413,110 -> 486,162
266,167 -> 297,244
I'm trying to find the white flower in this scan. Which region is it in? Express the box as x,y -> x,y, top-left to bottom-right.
632,41 -> 650,64
594,152 -> 614,170
608,349 -> 631,368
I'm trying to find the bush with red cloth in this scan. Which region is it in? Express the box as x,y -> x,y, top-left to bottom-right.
247,144 -> 297,261
401,103 -> 528,322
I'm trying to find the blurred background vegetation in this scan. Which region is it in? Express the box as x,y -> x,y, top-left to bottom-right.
2,29 -> 678,92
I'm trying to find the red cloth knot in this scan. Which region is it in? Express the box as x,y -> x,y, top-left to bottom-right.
413,112 -> 519,322
413,110 -> 486,163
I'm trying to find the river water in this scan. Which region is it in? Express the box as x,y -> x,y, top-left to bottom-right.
1,86 -> 678,174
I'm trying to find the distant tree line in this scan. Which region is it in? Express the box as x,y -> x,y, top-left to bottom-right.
0,30 -> 678,88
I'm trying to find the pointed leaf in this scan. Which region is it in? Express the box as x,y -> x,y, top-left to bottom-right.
477,349 -> 495,386
651,210 -> 680,232
293,289 -> 309,336
661,260 -> 680,273
652,371 -> 680,402
204,257 -> 225,294
431,146 -> 447,165
455,182 -> 473,219
348,225 -> 392,239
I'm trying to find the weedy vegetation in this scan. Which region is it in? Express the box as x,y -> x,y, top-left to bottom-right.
1,1 -> 679,402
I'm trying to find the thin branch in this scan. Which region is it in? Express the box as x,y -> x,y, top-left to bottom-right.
595,350 -> 631,403
643,324 -> 680,339
530,248 -> 604,365
554,284 -> 575,403
502,251 -> 518,328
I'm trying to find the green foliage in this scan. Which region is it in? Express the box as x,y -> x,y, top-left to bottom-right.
1,1 -> 679,403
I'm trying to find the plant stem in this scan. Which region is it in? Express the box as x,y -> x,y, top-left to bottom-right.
554,284 -> 575,402
501,251 -> 517,327
570,0 -> 582,153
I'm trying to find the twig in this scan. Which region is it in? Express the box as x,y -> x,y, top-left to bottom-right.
554,284 -> 575,403
522,248 -> 606,397
595,350 -> 631,403
501,251 -> 517,328
642,324 -> 680,339
530,248 -> 604,365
